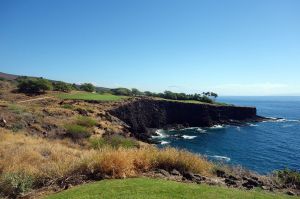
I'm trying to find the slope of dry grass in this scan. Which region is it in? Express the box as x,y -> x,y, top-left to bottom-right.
0,129 -> 213,198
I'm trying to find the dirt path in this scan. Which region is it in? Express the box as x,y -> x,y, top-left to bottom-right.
18,96 -> 54,103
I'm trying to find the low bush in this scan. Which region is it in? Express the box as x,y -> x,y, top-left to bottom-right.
0,172 -> 34,198
65,124 -> 91,139
90,135 -> 139,149
76,116 -> 97,127
274,168 -> 300,188
80,83 -> 95,92
61,104 -> 74,109
52,81 -> 72,92
17,78 -> 52,94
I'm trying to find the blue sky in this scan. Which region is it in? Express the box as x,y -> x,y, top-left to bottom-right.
0,0 -> 299,96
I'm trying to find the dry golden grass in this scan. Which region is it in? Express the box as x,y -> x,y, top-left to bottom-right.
0,129 -> 213,197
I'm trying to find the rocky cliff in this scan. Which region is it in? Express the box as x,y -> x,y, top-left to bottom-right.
109,98 -> 263,141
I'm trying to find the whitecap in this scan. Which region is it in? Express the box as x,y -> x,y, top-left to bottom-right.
210,125 -> 224,129
160,141 -> 170,145
182,135 -> 197,139
210,155 -> 231,162
152,129 -> 169,139
248,123 -> 258,127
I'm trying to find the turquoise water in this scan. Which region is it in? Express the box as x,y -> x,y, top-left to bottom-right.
152,97 -> 300,174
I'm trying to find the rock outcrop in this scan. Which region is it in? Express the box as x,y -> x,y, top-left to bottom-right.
109,98 -> 264,141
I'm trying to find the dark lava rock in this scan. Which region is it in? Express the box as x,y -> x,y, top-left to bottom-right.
228,175 -> 238,181
286,191 -> 296,196
76,108 -> 88,116
170,169 -> 181,176
0,118 -> 7,127
216,170 -> 226,178
157,169 -> 170,177
242,178 -> 262,189
225,178 -> 237,186
183,172 -> 205,183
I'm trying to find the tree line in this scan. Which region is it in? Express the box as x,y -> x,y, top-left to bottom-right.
15,77 -> 218,103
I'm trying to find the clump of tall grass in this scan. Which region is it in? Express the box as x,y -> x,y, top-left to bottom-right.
0,129 -> 213,197
90,135 -> 139,149
64,116 -> 98,139
76,116 -> 97,127
65,124 -> 91,139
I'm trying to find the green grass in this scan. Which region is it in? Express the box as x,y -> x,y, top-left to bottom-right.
156,98 -> 231,106
45,178 -> 297,199
90,135 -> 139,149
56,92 -> 127,101
64,124 -> 91,139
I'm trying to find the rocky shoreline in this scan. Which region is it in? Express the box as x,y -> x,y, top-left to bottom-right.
144,168 -> 299,196
109,98 -> 267,142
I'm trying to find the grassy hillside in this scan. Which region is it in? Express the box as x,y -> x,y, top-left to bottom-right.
56,92 -> 128,101
45,178 -> 296,199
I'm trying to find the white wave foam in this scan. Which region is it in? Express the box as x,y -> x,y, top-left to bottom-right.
152,129 -> 169,139
182,135 -> 197,140
210,125 -> 224,129
248,123 -> 258,127
210,155 -> 231,162
182,127 -> 207,133
160,141 -> 170,145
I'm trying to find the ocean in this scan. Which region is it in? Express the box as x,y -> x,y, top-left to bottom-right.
152,96 -> 300,174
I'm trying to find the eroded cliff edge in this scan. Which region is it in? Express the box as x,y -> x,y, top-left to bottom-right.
109,98 -> 264,141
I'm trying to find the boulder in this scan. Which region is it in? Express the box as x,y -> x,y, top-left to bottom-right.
0,118 -> 7,127
76,108 -> 88,116
216,169 -> 226,178
157,169 -> 170,177
170,169 -> 181,176
286,191 -> 296,196
225,178 -> 237,186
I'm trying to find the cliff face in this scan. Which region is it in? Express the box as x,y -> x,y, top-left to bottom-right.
109,99 -> 261,141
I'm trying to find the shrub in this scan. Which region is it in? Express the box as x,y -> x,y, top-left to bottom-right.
61,104 -> 74,109
80,83 -> 95,92
52,81 -> 72,92
274,168 -> 300,188
17,78 -> 52,94
90,135 -> 139,149
0,172 -> 34,198
65,124 -> 91,139
111,88 -> 132,96
76,116 -> 97,127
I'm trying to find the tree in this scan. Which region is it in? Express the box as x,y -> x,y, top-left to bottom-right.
80,83 -> 95,92
17,78 -> 52,94
52,81 -> 72,92
111,88 -> 132,96
131,88 -> 143,96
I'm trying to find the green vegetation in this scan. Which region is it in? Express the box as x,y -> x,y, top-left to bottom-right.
7,104 -> 25,114
0,172 -> 33,198
64,124 -> 91,139
90,135 -> 139,149
45,178 -> 294,199
274,169 -> 300,188
80,83 -> 95,92
61,104 -> 74,109
76,116 -> 97,127
17,78 -> 53,94
64,116 -> 98,139
145,90 -> 218,104
52,81 -> 72,92
56,92 -> 127,101
111,87 -> 133,96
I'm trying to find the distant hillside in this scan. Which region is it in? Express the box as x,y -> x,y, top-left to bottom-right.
0,72 -> 19,80
0,71 -> 110,92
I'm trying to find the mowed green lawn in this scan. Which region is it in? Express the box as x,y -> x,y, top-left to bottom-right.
56,92 -> 128,101
45,178 -> 297,199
